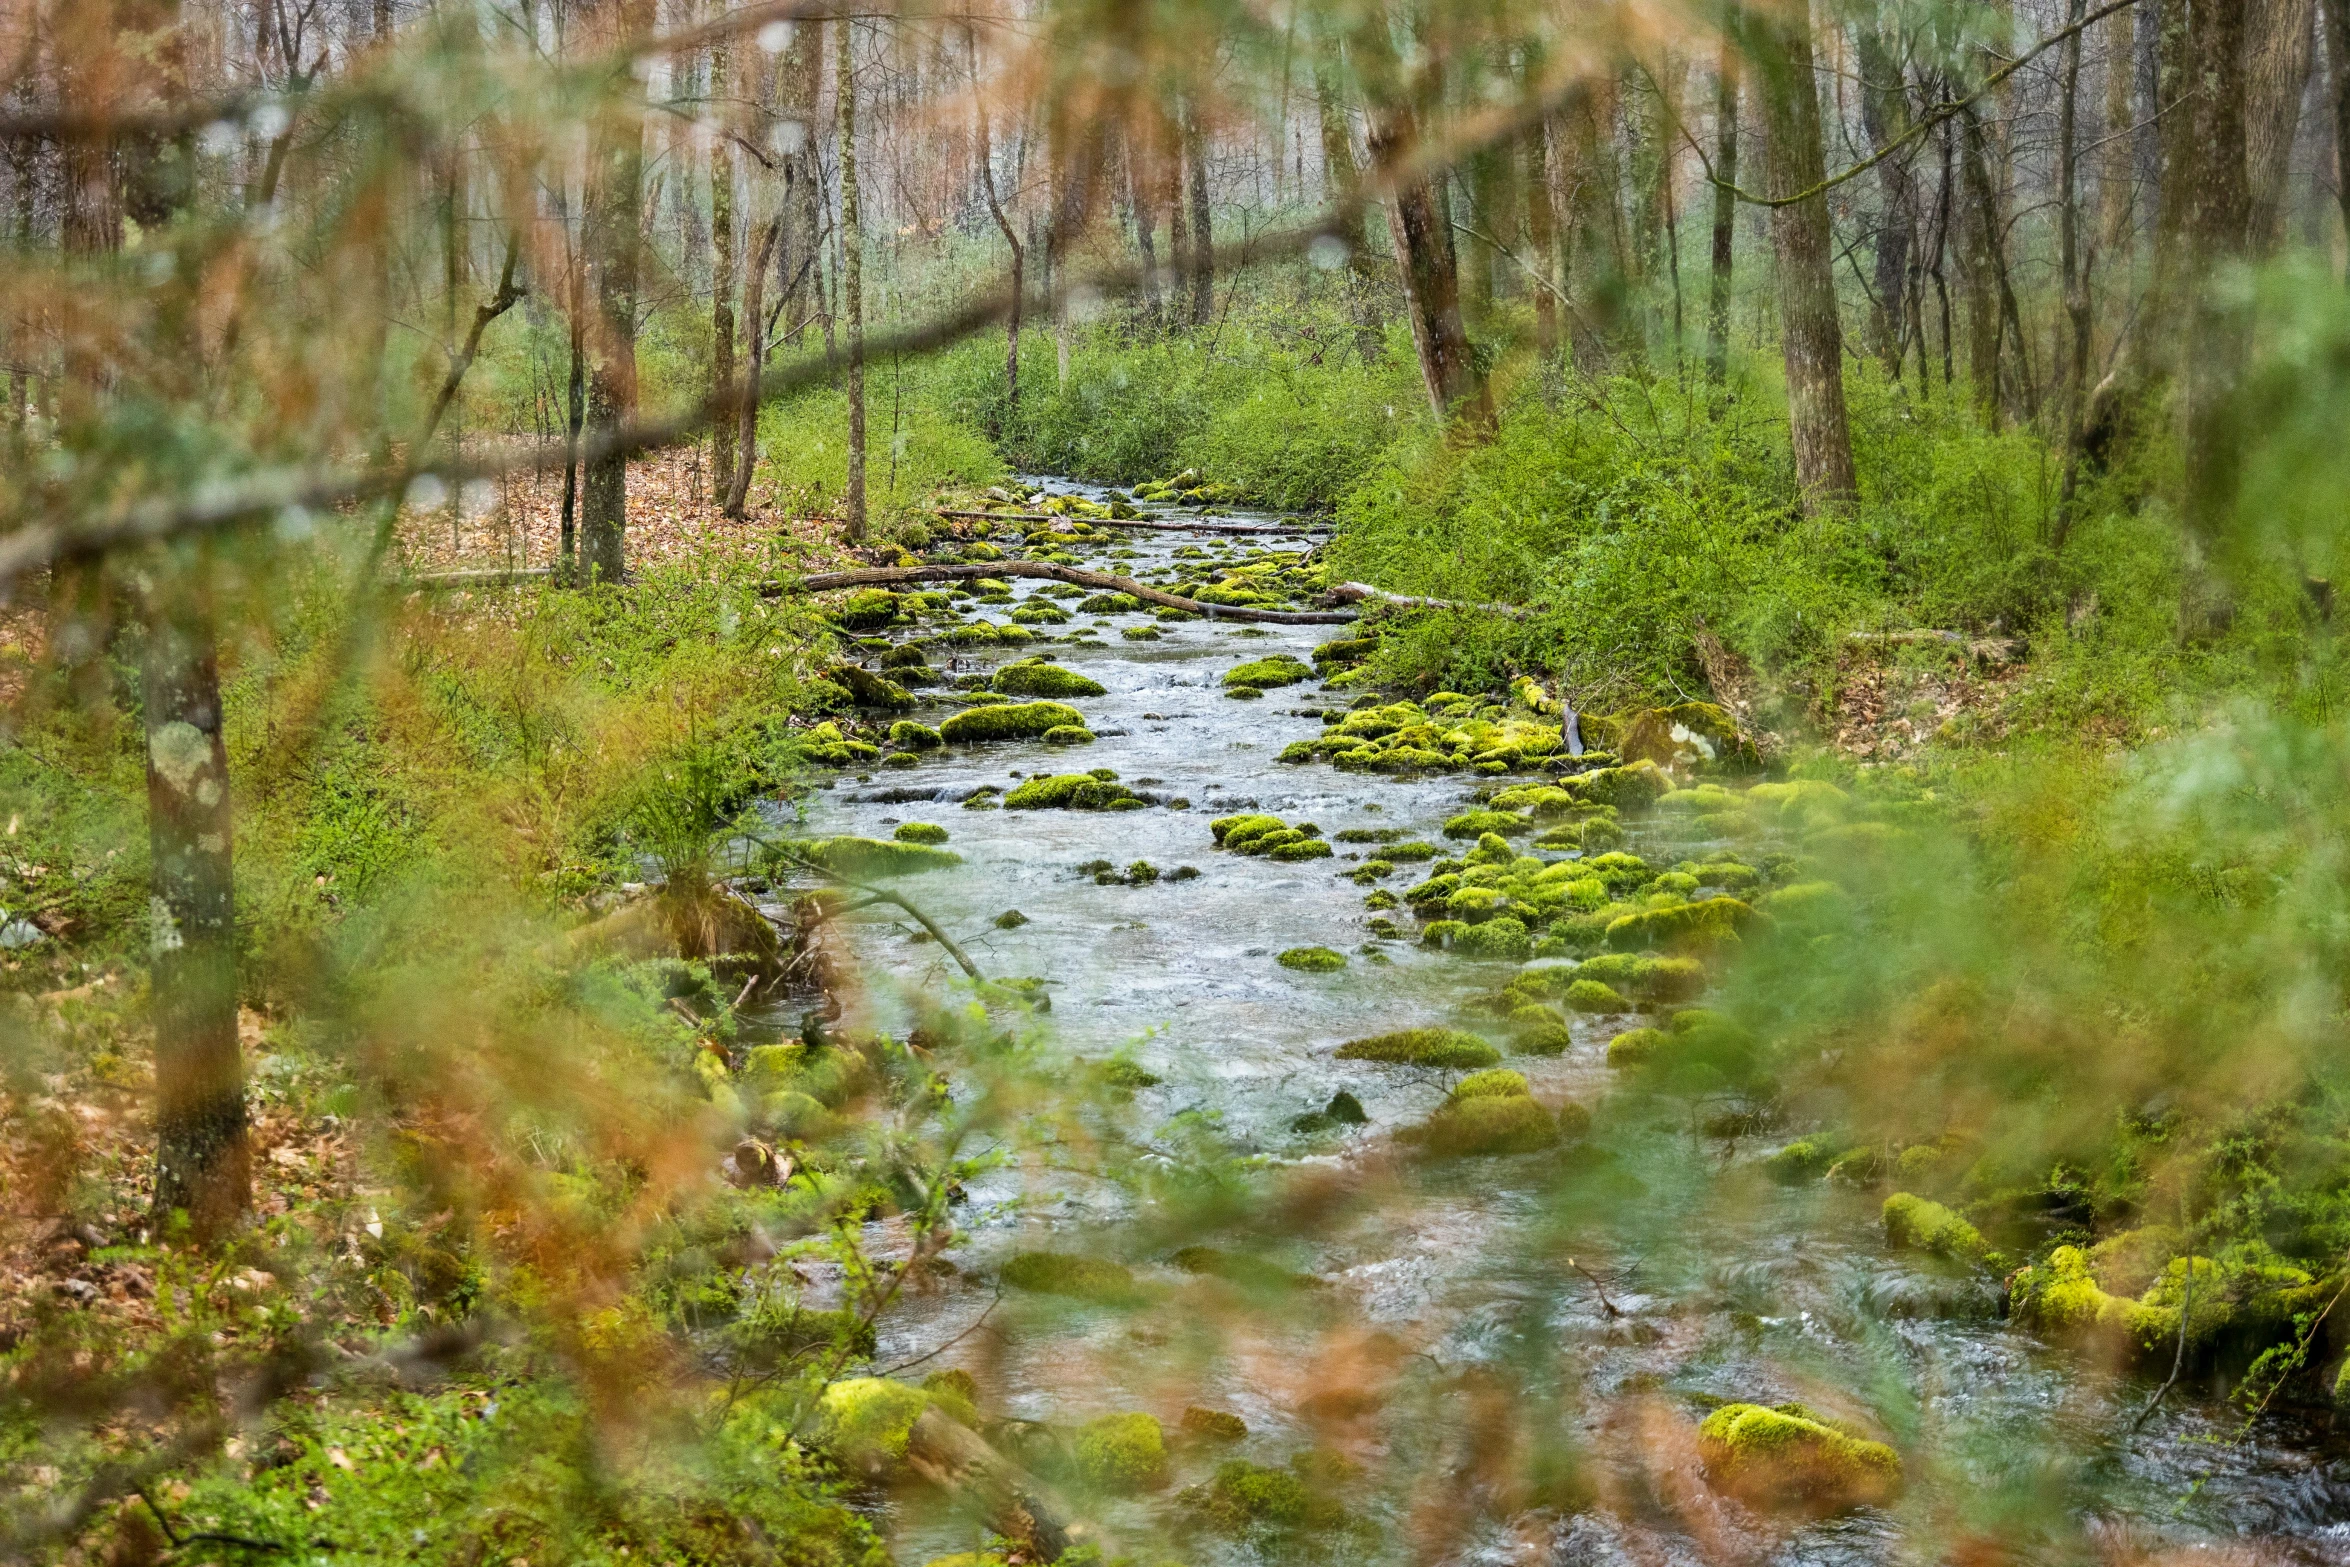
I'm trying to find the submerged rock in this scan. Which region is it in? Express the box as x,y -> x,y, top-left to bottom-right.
1334,1028 -> 1500,1069
1278,946 -> 1347,972
938,700 -> 1086,743
1000,1251 -> 1142,1304
1696,1402 -> 1901,1511
993,658 -> 1107,698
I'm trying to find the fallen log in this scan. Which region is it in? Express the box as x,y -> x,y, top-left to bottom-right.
405,565 -> 557,590
934,507 -> 1323,537
1845,629 -> 2022,662
901,1407 -> 1095,1561
1327,580 -> 1536,620
782,561 -> 1358,625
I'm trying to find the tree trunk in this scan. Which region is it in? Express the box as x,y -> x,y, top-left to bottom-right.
1184,98 -> 1213,325
2327,0 -> 2350,277
2100,1 -> 2138,271
581,0 -> 650,585
1707,21 -> 1739,383
1314,49 -> 1385,361
2246,0 -> 2319,252
1953,90 -> 2005,423
838,15 -> 866,542
1526,114 -> 1560,365
2058,0 -> 2093,536
724,218 -> 778,519
710,31 -> 739,501
1352,7 -> 1492,432
1752,0 -> 1858,507
1855,27 -> 1916,380
142,558 -> 247,1243
970,28 -> 1024,427
2182,0 -> 2252,633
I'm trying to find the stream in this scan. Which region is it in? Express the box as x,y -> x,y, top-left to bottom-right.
785,478 -> 2350,1566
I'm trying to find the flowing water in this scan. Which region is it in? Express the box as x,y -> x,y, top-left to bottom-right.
784,479 -> 2350,1565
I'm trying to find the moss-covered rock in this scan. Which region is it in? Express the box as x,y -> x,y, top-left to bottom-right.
938,700 -> 1086,743
1605,896 -> 1755,953
1564,979 -> 1629,1013
1002,772 -> 1141,809
1454,916 -> 1532,961
1605,1026 -> 1670,1067
1180,1458 -> 1349,1534
1567,759 -> 1673,811
817,1377 -> 931,1473
1881,1193 -> 1993,1266
1181,1406 -> 1250,1442
887,719 -> 943,750
1452,1068 -> 1531,1100
994,658 -> 1108,698
1444,809 -> 1531,839
1000,1251 -> 1141,1303
1405,1092 -> 1559,1158
1335,1028 -> 1500,1069
1278,946 -> 1347,972
1224,655 -> 1312,690
1079,591 -> 1144,613
892,822 -> 950,845
826,664 -> 916,709
1073,1412 -> 1168,1493
1696,1403 -> 1900,1510
1041,725 -> 1096,746
830,589 -> 901,630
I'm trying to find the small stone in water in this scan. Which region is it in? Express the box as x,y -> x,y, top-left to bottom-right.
993,909 -> 1030,929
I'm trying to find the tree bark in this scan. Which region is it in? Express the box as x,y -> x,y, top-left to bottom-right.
1351,7 -> 1492,433
970,30 -> 1023,426
709,30 -> 739,501
1707,21 -> 1739,384
2327,0 -> 2350,278
1752,0 -> 1858,507
1526,112 -> 1560,365
838,15 -> 866,542
1855,27 -> 1916,380
2182,0 -> 2252,633
2100,1 -> 2138,271
724,218 -> 778,520
2059,0 -> 2093,536
1953,87 -> 2006,423
143,555 -> 248,1243
581,0 -> 650,585
1183,101 -> 1214,326
2245,0 -> 2318,252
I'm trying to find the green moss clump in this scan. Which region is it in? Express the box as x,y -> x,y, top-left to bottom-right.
1269,837 -> 1334,861
1212,812 -> 1286,844
1453,916 -> 1531,961
1278,946 -> 1347,972
1882,1193 -> 1993,1266
1564,979 -> 1629,1013
793,836 -> 962,877
1223,655 -> 1313,689
1000,1251 -> 1141,1303
1002,773 -> 1141,809
1074,1412 -> 1168,1493
994,659 -> 1107,698
888,720 -> 943,750
1443,809 -> 1530,839
892,822 -> 950,845
1182,1406 -> 1249,1442
1405,1093 -> 1559,1158
1172,1247 -> 1323,1292
1605,896 -> 1755,953
1383,840 -> 1440,861
1181,1459 -> 1351,1534
938,700 -> 1086,743
1079,591 -> 1144,612
1695,1403 -> 1901,1510
1764,1138 -> 1838,1182
1567,758 -> 1673,811
1041,725 -> 1097,746
827,664 -> 917,709
1606,1026 -> 1670,1067
1453,1068 -> 1531,1100
1335,1028 -> 1500,1069
830,588 -> 901,630
817,1377 -> 931,1472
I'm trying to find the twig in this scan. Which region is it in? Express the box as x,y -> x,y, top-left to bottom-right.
876,1288 -> 1003,1378
1568,1256 -> 1623,1318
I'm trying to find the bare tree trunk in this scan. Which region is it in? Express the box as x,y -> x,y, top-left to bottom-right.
561,230 -> 584,577
2328,0 -> 2350,276
1526,113 -> 1560,365
1953,90 -> 2005,423
970,28 -> 1023,427
1707,21 -> 1739,383
2100,1 -> 2138,273
143,554 -> 248,1243
838,15 -> 865,542
1353,6 -> 1492,432
709,30 -> 738,501
1314,48 -> 1385,361
1184,97 -> 1213,325
2182,0 -> 2252,635
582,0 -> 650,585
2246,0 -> 2319,252
724,218 -> 777,519
2058,0 -> 2093,537
1855,27 -> 1915,379
1753,0 -> 1858,507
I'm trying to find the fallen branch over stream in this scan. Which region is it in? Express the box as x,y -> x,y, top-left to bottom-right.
1327,581 -> 1536,620
784,562 -> 1360,624
933,507 -> 1324,537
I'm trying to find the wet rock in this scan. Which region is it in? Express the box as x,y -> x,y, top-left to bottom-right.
993,658 -> 1107,698
1696,1403 -> 1901,1511
790,836 -> 962,877
1000,1251 -> 1142,1304
1277,946 -> 1347,972
1180,1406 -> 1248,1443
892,822 -> 949,845
938,700 -> 1087,743
1002,774 -> 1143,810
1882,1193 -> 1994,1267
1334,1028 -> 1499,1069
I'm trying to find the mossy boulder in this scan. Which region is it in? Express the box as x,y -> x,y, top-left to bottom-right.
938,701 -> 1086,743
1453,916 -> 1532,962
1003,773 -> 1141,809
888,720 -> 943,750
1000,1251 -> 1142,1304
1606,1026 -> 1670,1067
816,1377 -> 931,1474
892,822 -> 950,845
1881,1193 -> 1993,1266
993,658 -> 1107,698
1405,1090 -> 1559,1158
1567,759 -> 1673,811
1696,1403 -> 1901,1511
1079,591 -> 1144,613
1278,946 -> 1347,972
1180,1458 -> 1350,1534
827,664 -> 916,709
830,589 -> 901,630
1452,1068 -> 1531,1100
1619,702 -> 1757,771
1224,655 -> 1312,690
1041,725 -> 1097,746
1443,809 -> 1530,840
1564,979 -> 1629,1013
1181,1406 -> 1249,1442
1335,1028 -> 1500,1069
1073,1412 -> 1168,1493
1605,896 -> 1755,954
